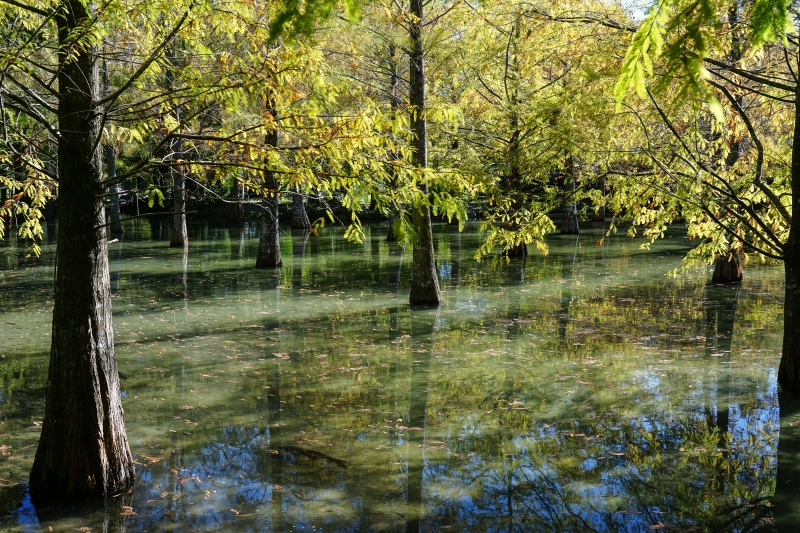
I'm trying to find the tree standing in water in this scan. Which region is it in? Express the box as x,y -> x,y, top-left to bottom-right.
407,0 -> 442,306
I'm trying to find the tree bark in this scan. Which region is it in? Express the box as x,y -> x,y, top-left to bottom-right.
256,100 -> 282,268
408,0 -> 441,306
30,0 -> 134,505
169,167 -> 188,247
226,178 -> 245,223
290,186 -> 310,229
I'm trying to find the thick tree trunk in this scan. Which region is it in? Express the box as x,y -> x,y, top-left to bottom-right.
30,1 -> 134,505
290,186 -> 310,229
408,0 -> 441,306
711,250 -> 742,284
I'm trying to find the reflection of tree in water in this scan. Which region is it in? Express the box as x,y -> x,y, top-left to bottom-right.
405,311 -> 436,532
419,400 -> 777,532
558,237 -> 578,343
291,229 -> 309,294
702,285 -> 739,450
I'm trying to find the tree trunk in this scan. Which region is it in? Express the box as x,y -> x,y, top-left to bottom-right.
711,250 -> 742,284
290,186 -> 310,229
410,204 -> 441,305
408,0 -> 441,306
502,15 -> 527,259
30,0 -> 134,505
256,100 -> 282,268
560,157 -> 580,235
256,186 -> 281,268
385,43 -> 401,243
169,167 -> 187,247
226,178 -> 245,223
167,44 -> 187,248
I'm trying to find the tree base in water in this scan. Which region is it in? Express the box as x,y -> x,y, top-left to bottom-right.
503,243 -> 528,257
711,252 -> 742,284
561,207 -> 580,235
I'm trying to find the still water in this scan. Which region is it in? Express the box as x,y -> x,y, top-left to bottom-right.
0,219 -> 794,532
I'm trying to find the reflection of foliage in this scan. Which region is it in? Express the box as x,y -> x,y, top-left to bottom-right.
0,223 -> 788,530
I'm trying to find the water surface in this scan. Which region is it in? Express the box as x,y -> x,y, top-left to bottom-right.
0,219 -> 793,532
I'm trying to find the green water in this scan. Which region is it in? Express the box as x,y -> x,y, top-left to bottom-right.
0,219 -> 793,532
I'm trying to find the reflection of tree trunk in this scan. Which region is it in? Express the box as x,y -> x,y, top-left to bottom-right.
703,286 -> 739,450
711,251 -> 742,284
389,246 -> 404,343
770,391 -> 800,529
560,157 -> 579,235
406,311 -> 436,533
268,361 -> 285,528
558,239 -> 577,341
